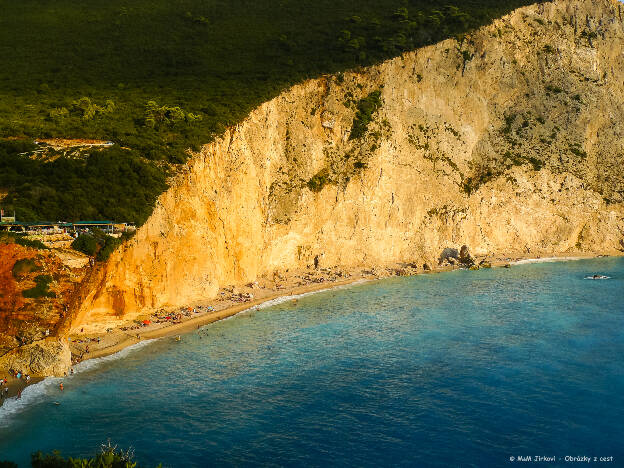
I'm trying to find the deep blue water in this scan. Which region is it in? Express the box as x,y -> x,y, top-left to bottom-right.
1,258 -> 623,467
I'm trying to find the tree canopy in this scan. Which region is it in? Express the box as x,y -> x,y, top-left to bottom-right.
0,0 -> 543,224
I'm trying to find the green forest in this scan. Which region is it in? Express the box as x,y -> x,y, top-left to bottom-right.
0,0 -> 543,225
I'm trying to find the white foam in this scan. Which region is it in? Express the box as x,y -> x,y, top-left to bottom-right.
212,279 -> 370,323
1,281 -> 369,418
0,339 -> 157,421
0,376 -> 61,420
512,256 -> 586,265
251,279 -> 368,310
71,338 -> 158,374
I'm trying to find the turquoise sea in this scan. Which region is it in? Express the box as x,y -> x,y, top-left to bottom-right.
0,258 -> 623,467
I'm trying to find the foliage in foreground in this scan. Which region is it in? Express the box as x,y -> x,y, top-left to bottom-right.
25,445 -> 160,468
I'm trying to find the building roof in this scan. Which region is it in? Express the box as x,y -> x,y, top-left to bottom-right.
0,220 -> 114,226
72,221 -> 115,225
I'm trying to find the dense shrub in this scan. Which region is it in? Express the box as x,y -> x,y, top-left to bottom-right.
22,275 -> 56,299
71,230 -> 127,261
307,168 -> 331,192
349,90 -> 382,140
30,447 -> 157,468
11,258 -> 41,278
0,232 -> 48,250
97,235 -> 124,262
15,237 -> 49,250
71,234 -> 98,256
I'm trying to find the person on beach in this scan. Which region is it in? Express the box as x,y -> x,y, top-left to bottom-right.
59,383 -> 63,391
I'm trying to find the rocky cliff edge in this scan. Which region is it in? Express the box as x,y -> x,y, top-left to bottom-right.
74,0 -> 624,331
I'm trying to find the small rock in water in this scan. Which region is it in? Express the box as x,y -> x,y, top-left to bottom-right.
438,248 -> 459,266
459,245 -> 476,267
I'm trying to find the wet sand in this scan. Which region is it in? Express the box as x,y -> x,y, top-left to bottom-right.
69,251 -> 609,362
1,251 -> 616,403
81,276 -> 368,361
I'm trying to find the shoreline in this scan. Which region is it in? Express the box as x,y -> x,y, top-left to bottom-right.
86,276 -> 369,361
1,251 -> 619,405
0,277 -> 369,407
74,251 -> 617,362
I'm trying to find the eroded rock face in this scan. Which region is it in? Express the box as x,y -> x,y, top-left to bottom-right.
438,248 -> 460,266
459,246 -> 476,267
0,243 -> 87,356
74,0 -> 624,331
0,338 -> 71,377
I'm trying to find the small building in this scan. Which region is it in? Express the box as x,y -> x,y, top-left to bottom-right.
71,221 -> 115,234
1,218 -> 125,237
114,223 -> 136,233
0,210 -> 15,223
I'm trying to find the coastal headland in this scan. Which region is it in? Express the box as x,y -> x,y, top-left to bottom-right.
74,0 -> 624,324
0,251 -> 614,403
2,0 -> 624,393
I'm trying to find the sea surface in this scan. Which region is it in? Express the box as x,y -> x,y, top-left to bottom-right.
1,258 -> 623,467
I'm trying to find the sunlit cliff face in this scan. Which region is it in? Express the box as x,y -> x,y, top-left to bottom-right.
73,0 -> 624,331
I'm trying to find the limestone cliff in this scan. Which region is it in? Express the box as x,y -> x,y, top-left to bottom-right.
0,338 -> 71,377
74,0 -> 624,331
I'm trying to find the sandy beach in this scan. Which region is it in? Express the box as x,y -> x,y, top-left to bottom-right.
0,251 -> 616,403
59,251 -> 615,364
66,251 -> 616,362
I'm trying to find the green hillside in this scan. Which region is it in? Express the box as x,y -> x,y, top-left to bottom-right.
0,0 -> 542,224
